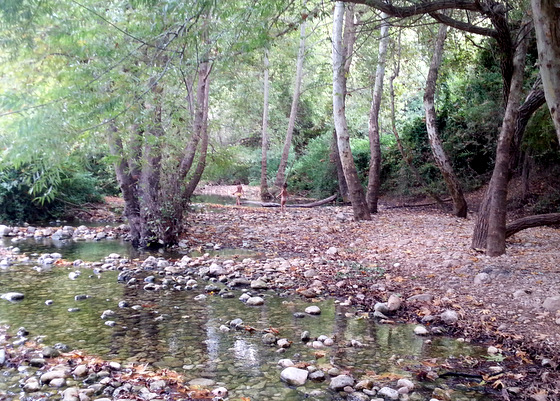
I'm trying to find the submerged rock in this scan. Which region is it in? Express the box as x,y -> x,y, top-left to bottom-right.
1,292 -> 24,301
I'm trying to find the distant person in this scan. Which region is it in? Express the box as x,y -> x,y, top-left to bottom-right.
232,182 -> 244,206
279,182 -> 288,212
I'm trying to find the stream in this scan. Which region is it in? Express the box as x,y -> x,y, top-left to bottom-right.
0,236 -> 495,400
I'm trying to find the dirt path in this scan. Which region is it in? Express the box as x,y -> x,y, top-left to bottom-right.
188,185 -> 560,400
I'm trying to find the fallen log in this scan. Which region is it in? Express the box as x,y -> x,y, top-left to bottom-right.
243,193 -> 338,208
505,213 -> 560,238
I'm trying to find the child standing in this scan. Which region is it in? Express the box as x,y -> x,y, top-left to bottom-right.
232,182 -> 244,206
279,182 -> 288,212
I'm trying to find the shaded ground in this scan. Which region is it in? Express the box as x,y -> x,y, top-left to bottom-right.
186,185 -> 560,400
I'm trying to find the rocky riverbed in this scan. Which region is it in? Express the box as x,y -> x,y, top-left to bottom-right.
1,194 -> 560,400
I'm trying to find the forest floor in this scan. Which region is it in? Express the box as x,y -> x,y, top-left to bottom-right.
186,184 -> 560,400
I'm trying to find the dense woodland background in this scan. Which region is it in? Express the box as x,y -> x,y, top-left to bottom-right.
1,0 -> 559,253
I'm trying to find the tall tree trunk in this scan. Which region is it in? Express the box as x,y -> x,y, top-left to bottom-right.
472,22 -> 531,255
183,68 -> 211,201
366,12 -> 390,213
331,128 -> 349,202
275,5 -> 307,188
531,0 -> 560,143
423,22 -> 467,218
260,49 -> 272,200
332,1 -> 371,220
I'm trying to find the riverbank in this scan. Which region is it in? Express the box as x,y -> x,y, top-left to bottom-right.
1,187 -> 559,400
187,185 -> 560,400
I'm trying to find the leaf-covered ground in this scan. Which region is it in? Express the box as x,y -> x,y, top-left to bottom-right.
187,185 -> 560,400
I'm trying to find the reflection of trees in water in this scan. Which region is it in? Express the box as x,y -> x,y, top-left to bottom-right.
108,284 -> 210,365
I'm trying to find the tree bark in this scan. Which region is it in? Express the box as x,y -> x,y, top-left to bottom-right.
332,1 -> 371,220
505,213 -> 560,238
423,22 -> 467,217
330,128 -> 349,202
246,193 -> 338,208
275,5 -> 307,188
366,12 -> 390,213
472,22 -> 531,255
260,49 -> 272,201
531,0 -> 560,144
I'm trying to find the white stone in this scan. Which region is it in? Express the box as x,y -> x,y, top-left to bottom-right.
543,296 -> 560,312
325,247 -> 338,255
246,296 -> 264,306
328,374 -> 354,391
440,309 -> 459,325
414,326 -> 428,335
378,387 -> 399,400
474,272 -> 490,285
277,359 -> 295,368
387,294 -> 402,311
280,367 -> 308,386
305,306 -> 321,315
397,378 -> 414,390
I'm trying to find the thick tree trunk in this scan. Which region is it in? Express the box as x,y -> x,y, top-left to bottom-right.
108,127 -> 142,247
260,49 -> 272,201
332,1 -> 371,220
472,24 -> 531,255
366,12 -> 390,213
531,0 -> 560,144
331,128 -> 349,202
506,213 -> 560,238
183,66 -> 211,201
275,9 -> 307,188
423,23 -> 467,218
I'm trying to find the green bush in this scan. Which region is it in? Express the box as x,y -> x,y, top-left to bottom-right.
202,145 -> 252,184
289,132 -> 336,197
0,167 -> 105,224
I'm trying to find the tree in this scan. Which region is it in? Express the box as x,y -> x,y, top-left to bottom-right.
366,12 -> 390,213
423,22 -> 467,218
332,1 -> 371,220
531,0 -> 560,144
274,2 -> 307,189
260,49 -> 273,201
1,0 -> 297,248
340,0 -> 549,255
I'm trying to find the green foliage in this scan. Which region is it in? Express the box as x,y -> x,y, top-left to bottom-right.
202,145 -> 253,184
0,167 -> 104,224
289,131 -> 336,197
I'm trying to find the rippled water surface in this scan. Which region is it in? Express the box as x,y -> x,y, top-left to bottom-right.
0,231 -> 495,401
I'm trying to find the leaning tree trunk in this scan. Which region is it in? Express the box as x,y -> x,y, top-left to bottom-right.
423,22 -> 467,218
182,65 -> 211,202
531,0 -> 560,144
275,8 -> 307,189
332,1 -> 371,220
366,12 -> 390,214
472,23 -> 531,255
260,49 -> 272,200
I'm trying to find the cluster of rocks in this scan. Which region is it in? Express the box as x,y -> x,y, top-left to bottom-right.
280,364 -> 424,401
0,224 -> 129,242
1,330 -> 229,401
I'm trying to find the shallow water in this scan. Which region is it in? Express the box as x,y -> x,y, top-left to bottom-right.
0,262 -> 493,400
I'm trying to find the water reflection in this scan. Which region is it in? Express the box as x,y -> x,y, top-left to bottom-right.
0,264 -> 492,400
